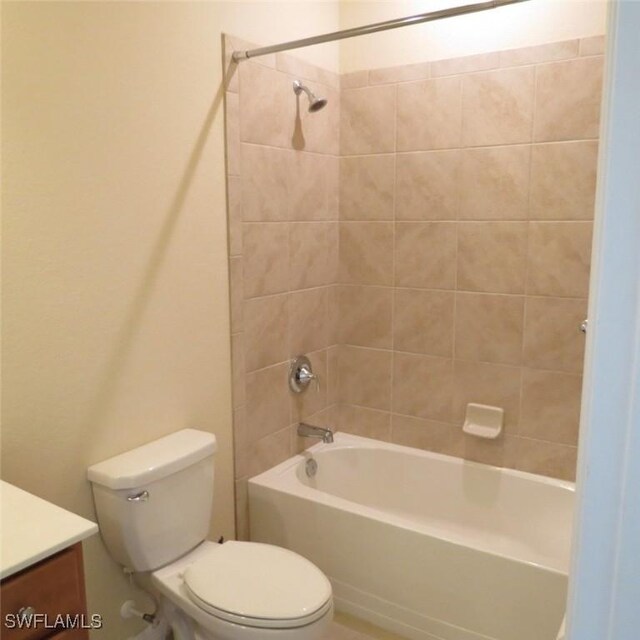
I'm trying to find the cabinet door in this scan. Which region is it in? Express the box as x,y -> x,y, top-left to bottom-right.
1,544 -> 89,640
48,629 -> 90,640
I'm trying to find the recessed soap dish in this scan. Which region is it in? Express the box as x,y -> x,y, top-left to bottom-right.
463,403 -> 504,439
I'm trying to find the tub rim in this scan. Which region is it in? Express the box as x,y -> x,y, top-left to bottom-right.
248,432 -> 575,575
252,431 -> 575,491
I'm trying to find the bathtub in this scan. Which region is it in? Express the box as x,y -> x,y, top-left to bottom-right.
248,433 -> 574,640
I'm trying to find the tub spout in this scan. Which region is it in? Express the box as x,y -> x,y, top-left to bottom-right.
297,422 -> 334,443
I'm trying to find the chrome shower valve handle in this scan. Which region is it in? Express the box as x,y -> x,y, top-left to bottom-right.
289,355 -> 319,393
298,364 -> 317,386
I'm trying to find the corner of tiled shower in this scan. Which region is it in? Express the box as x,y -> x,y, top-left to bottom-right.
223,32 -> 605,540
223,33 -> 342,540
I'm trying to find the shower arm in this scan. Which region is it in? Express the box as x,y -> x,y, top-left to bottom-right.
232,0 -> 530,63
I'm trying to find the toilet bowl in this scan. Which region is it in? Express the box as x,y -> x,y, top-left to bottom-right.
152,540 -> 332,640
87,429 -> 333,640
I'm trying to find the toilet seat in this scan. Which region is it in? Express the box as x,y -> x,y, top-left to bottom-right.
182,541 -> 332,629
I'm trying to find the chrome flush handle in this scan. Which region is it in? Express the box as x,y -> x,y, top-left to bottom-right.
127,490 -> 149,502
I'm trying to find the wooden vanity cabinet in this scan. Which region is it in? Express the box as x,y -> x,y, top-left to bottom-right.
0,543 -> 89,640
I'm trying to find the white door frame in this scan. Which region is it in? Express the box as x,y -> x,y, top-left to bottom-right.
567,1 -> 640,639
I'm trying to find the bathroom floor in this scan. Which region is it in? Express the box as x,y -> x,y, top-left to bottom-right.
325,612 -> 407,640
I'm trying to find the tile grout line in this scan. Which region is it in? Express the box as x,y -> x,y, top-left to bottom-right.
453,66 -> 465,376
340,403 -> 579,448
341,40 -> 603,85
390,80 -> 398,436
516,67 -> 539,442
247,137 -> 600,157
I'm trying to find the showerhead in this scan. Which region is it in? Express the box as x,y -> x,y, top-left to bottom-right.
308,96 -> 328,113
293,80 -> 328,113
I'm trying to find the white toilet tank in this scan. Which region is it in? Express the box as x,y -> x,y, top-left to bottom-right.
87,429 -> 216,572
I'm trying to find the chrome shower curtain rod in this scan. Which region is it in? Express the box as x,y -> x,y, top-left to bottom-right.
232,0 -> 529,62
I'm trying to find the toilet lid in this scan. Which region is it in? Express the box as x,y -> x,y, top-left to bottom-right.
183,542 -> 332,628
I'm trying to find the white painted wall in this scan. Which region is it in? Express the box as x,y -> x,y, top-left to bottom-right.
1,2 -> 339,637
567,2 -> 640,638
340,0 -> 607,71
218,1 -> 340,70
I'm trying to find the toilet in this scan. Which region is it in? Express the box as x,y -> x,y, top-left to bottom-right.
87,429 -> 333,640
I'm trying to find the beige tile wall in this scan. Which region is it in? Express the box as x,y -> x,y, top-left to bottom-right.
226,34 -> 605,537
335,36 -> 605,482
224,36 -> 340,538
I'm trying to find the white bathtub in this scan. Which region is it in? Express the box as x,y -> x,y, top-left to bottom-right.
248,433 -> 574,640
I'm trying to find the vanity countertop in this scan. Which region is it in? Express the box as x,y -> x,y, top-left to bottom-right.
0,480 -> 98,580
